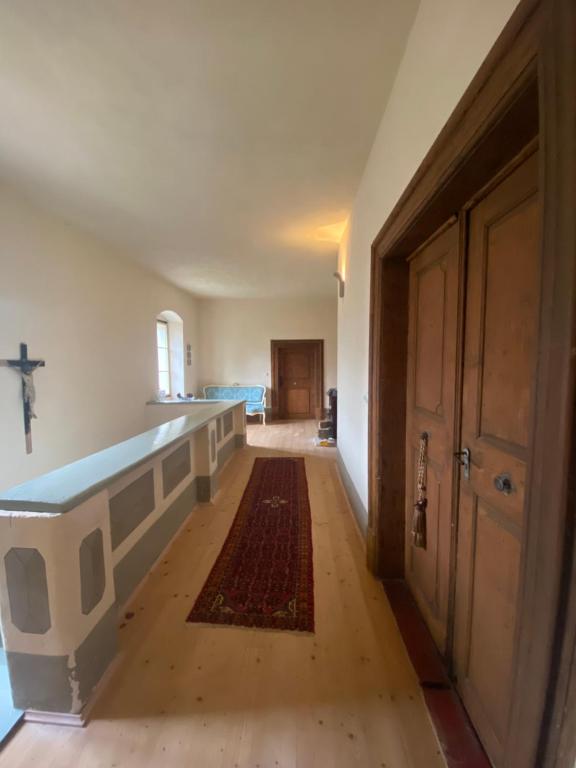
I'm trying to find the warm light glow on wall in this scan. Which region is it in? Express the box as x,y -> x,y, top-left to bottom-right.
279,214 -> 349,252
338,220 -> 349,281
315,219 -> 348,244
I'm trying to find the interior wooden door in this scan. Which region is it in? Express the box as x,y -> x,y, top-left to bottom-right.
405,221 -> 459,653
453,151 -> 540,766
277,342 -> 321,420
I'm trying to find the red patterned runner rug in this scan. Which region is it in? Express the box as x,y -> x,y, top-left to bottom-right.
187,457 -> 314,632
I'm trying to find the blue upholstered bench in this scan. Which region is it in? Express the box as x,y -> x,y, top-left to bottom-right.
203,385 -> 266,424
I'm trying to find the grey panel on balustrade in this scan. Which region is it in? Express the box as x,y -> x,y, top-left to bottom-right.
80,529 -> 106,615
210,430 -> 217,463
110,470 -> 155,549
5,548 -> 50,634
217,437 -> 237,471
162,442 -> 191,498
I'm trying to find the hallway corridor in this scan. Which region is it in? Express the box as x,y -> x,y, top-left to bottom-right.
0,422 -> 445,768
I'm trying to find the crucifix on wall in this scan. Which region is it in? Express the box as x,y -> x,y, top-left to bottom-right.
0,343 -> 45,454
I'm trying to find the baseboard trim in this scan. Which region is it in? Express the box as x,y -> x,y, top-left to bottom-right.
335,450 -> 368,545
25,710 -> 84,727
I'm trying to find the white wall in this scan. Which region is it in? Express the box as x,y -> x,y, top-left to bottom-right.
197,297 -> 337,406
0,184 -> 199,492
337,0 -> 521,521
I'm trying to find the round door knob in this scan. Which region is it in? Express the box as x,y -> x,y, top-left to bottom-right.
494,473 -> 513,494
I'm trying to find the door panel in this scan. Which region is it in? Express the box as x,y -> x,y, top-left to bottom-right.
286,388 -> 310,416
467,503 -> 520,731
284,351 -> 311,380
453,151 -> 540,766
405,222 -> 459,652
479,195 -> 539,449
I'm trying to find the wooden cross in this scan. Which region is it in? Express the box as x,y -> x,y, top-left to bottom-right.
0,343 -> 45,454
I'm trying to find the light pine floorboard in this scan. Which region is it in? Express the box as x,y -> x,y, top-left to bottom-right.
0,421 -> 445,768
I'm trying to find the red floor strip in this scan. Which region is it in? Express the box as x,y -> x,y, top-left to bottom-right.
384,580 -> 491,768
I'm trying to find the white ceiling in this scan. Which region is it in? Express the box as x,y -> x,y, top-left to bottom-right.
0,1 -> 418,298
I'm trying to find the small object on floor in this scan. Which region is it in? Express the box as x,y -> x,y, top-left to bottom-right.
314,437 -> 336,448
187,457 -> 314,632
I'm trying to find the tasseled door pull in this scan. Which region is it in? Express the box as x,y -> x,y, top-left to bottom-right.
412,431 -> 429,549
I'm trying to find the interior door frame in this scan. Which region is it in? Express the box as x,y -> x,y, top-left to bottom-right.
270,339 -> 324,421
367,0 -> 576,766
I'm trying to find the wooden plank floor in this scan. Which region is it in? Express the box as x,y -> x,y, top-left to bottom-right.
0,421 -> 445,768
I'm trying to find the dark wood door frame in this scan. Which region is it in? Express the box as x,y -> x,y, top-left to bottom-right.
270,339 -> 324,421
367,0 -> 576,766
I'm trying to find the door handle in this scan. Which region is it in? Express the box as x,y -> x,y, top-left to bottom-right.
494,473 -> 514,494
454,448 -> 470,480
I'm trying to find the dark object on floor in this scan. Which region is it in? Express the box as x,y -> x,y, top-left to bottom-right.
187,457 -> 314,632
318,388 -> 337,441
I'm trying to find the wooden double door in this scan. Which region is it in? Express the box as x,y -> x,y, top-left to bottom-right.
405,150 -> 540,765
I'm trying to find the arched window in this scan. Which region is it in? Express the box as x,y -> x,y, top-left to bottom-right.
156,310 -> 184,397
